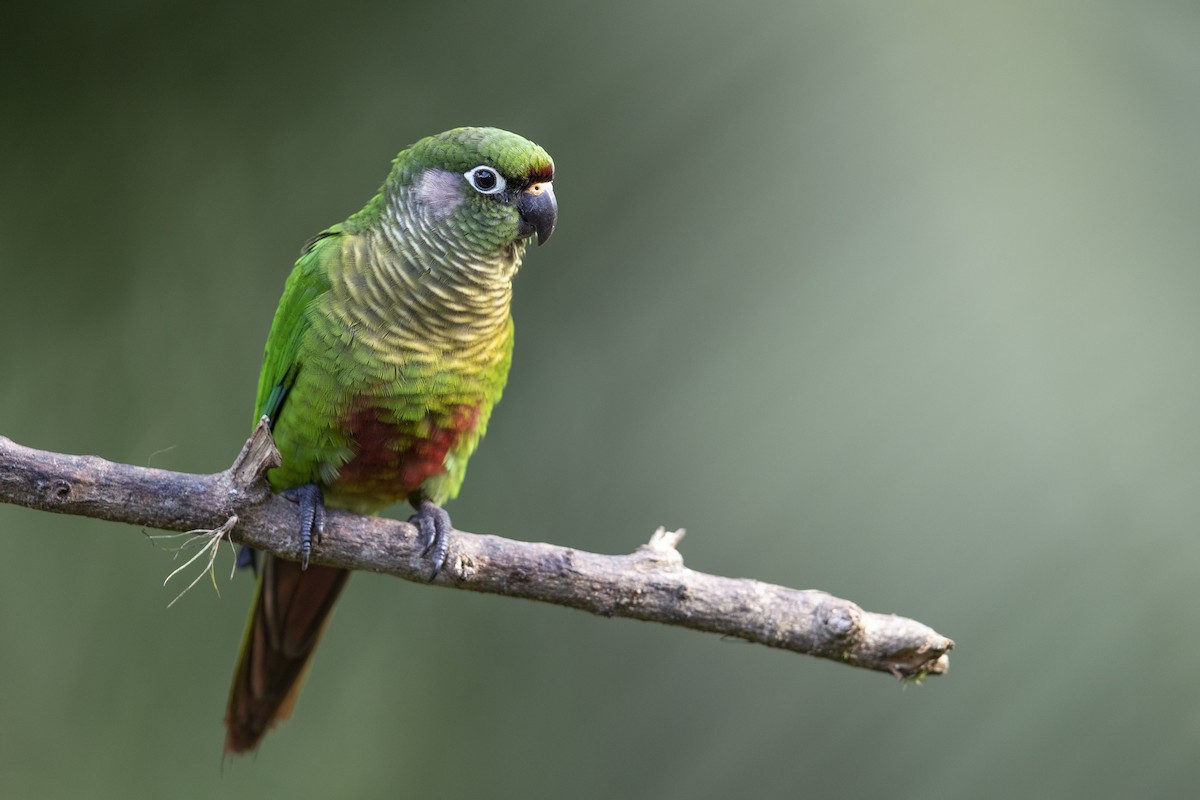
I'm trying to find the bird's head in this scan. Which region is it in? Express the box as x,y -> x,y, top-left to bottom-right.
392,127 -> 557,254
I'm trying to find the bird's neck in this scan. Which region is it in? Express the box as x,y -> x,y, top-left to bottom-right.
332,196 -> 522,355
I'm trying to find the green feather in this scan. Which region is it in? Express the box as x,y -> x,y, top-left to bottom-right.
253,230 -> 337,427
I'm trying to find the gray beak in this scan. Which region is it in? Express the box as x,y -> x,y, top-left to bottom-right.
516,182 -> 557,245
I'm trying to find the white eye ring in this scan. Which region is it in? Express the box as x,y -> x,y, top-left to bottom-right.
464,165 -> 507,195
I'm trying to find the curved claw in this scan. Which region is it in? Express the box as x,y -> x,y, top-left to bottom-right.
410,499 -> 452,581
281,484 -> 325,570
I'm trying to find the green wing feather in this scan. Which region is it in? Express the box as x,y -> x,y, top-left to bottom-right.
253,229 -> 340,429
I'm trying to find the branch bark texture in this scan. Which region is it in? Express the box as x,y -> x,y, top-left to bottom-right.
0,423 -> 953,678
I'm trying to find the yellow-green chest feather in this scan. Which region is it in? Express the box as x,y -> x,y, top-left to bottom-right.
259,222 -> 518,513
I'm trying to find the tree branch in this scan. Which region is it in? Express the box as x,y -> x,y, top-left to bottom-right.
0,421 -> 953,678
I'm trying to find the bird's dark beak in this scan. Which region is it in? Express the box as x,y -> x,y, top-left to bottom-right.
516,182 -> 557,245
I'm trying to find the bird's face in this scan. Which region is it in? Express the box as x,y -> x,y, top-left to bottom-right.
460,163 -> 557,246
404,127 -> 557,255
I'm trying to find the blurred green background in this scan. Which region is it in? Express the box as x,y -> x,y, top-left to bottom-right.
2,1 -> 1198,797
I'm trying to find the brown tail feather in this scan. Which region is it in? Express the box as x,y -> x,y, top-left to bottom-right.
224,555 -> 350,754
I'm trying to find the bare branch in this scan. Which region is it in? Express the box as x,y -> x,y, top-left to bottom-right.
0,421 -> 953,678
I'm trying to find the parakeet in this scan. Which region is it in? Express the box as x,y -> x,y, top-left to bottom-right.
223,127 -> 557,754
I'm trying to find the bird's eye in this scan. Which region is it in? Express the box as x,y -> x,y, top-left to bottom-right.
465,165 -> 506,195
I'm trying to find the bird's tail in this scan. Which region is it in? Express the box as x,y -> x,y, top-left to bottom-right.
224,554 -> 350,754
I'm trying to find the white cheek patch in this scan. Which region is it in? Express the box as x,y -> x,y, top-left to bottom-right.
412,169 -> 466,216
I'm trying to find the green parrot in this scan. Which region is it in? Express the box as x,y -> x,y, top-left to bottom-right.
223,127 -> 557,754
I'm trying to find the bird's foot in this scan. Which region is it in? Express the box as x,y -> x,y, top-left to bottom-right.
235,546 -> 258,574
281,483 -> 325,570
409,499 -> 451,581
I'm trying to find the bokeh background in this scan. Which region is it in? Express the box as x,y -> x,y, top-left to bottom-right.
2,1 -> 1199,797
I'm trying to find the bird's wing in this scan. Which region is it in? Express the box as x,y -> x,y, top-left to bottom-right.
253,230 -> 340,428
